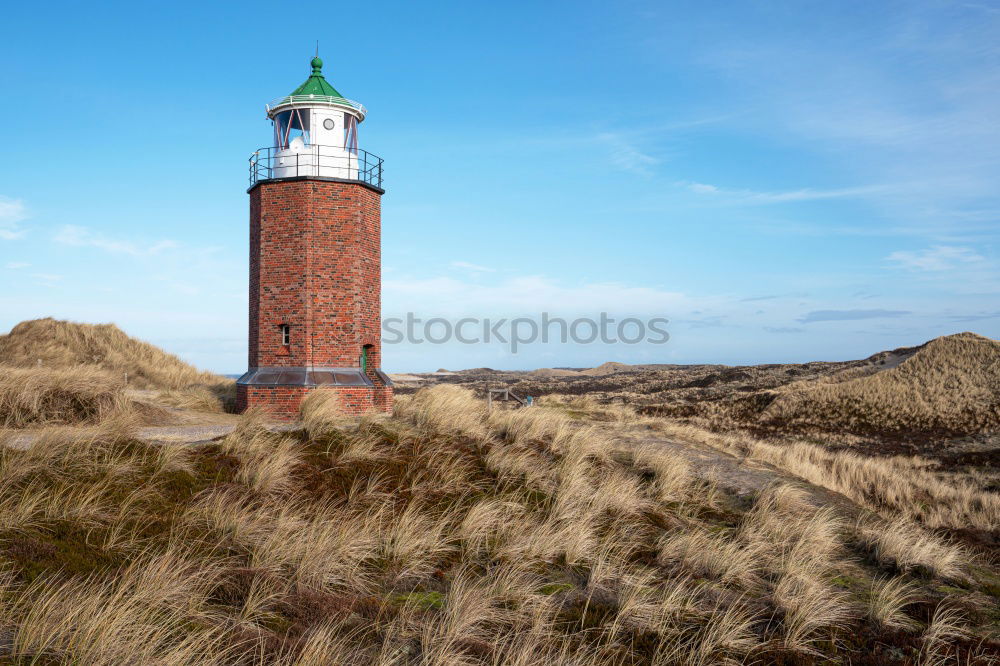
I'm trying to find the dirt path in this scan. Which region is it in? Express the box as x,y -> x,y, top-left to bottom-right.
2,423 -> 299,450
139,422 -> 301,444
137,424 -> 242,444
606,423 -> 866,516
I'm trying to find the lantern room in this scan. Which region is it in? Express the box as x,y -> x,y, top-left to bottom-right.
252,56 -> 379,184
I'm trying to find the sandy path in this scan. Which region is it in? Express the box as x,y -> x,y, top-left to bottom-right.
137,424 -> 242,444
605,423 -> 865,515
3,423 -> 299,450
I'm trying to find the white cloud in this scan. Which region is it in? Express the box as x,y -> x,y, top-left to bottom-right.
450,260 -> 495,273
597,133 -> 659,176
885,245 -> 986,271
5,262 -> 29,269
0,196 -> 28,240
688,7 -> 1000,237
54,225 -> 179,256
745,185 -> 888,203
30,273 -> 62,283
682,181 -> 886,204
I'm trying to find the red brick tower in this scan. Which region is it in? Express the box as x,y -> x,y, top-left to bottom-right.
236,57 -> 392,418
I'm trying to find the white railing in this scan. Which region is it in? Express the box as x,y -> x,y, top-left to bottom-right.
249,145 -> 384,189
266,94 -> 367,118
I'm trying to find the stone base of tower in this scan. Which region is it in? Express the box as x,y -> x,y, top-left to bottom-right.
236,385 -> 393,420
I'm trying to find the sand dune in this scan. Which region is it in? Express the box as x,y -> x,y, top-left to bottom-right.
579,361 -> 635,376
0,318 -> 226,389
752,332 -> 999,436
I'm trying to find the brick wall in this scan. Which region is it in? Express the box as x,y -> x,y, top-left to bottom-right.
249,178 -> 383,368
243,177 -> 392,417
237,384 -> 392,419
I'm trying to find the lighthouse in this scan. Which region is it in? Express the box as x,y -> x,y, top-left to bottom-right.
235,56 -> 393,417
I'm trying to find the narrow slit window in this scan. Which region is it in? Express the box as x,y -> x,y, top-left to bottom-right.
280,324 -> 290,346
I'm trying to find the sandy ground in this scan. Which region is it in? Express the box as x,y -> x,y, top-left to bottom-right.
607,422 -> 863,517
2,422 -> 298,450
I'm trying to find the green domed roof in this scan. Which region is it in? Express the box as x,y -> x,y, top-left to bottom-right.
288,56 -> 345,99
267,56 -> 366,119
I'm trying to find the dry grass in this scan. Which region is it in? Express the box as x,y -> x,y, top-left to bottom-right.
2,550 -> 230,665
921,601 -> 972,666
404,333 -> 998,453
299,388 -> 353,438
622,332 -> 999,443
0,318 -> 226,389
757,333 -> 999,436
649,419 -> 1000,533
0,318 -> 235,416
219,415 -> 304,495
855,516 -> 968,581
0,365 -> 129,427
154,385 -> 233,413
773,571 -> 854,655
394,383 -> 490,439
0,385 -> 993,664
867,576 -> 919,631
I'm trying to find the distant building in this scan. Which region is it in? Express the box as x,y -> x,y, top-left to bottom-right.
236,56 -> 392,417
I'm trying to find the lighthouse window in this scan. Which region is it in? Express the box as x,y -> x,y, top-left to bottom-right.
280,324 -> 290,346
344,114 -> 358,154
274,109 -> 311,149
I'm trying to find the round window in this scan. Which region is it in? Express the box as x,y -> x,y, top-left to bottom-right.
323,118 -> 336,130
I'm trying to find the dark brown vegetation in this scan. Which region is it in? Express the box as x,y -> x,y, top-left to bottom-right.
0,386 -> 994,664
398,333 -> 1000,457
658,333 -> 999,441
0,322 -> 995,663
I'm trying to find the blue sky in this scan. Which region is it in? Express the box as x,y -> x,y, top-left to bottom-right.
1,0 -> 997,372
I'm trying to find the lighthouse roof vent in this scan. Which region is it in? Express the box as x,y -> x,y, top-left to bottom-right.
266,57 -> 367,120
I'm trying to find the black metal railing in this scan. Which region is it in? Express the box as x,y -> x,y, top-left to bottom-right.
249,145 -> 384,189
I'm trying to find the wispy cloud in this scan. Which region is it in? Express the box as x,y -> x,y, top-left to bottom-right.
885,245 -> 986,271
5,262 -> 30,269
739,292 -> 808,302
0,196 -> 28,240
676,315 -> 727,329
798,309 -> 911,323
746,186 -> 888,203
54,225 -> 179,256
946,311 -> 1000,322
597,133 -> 659,176
690,5 -> 1000,238
682,181 -> 887,204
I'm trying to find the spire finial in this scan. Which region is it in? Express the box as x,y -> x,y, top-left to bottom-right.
310,49 -> 323,75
